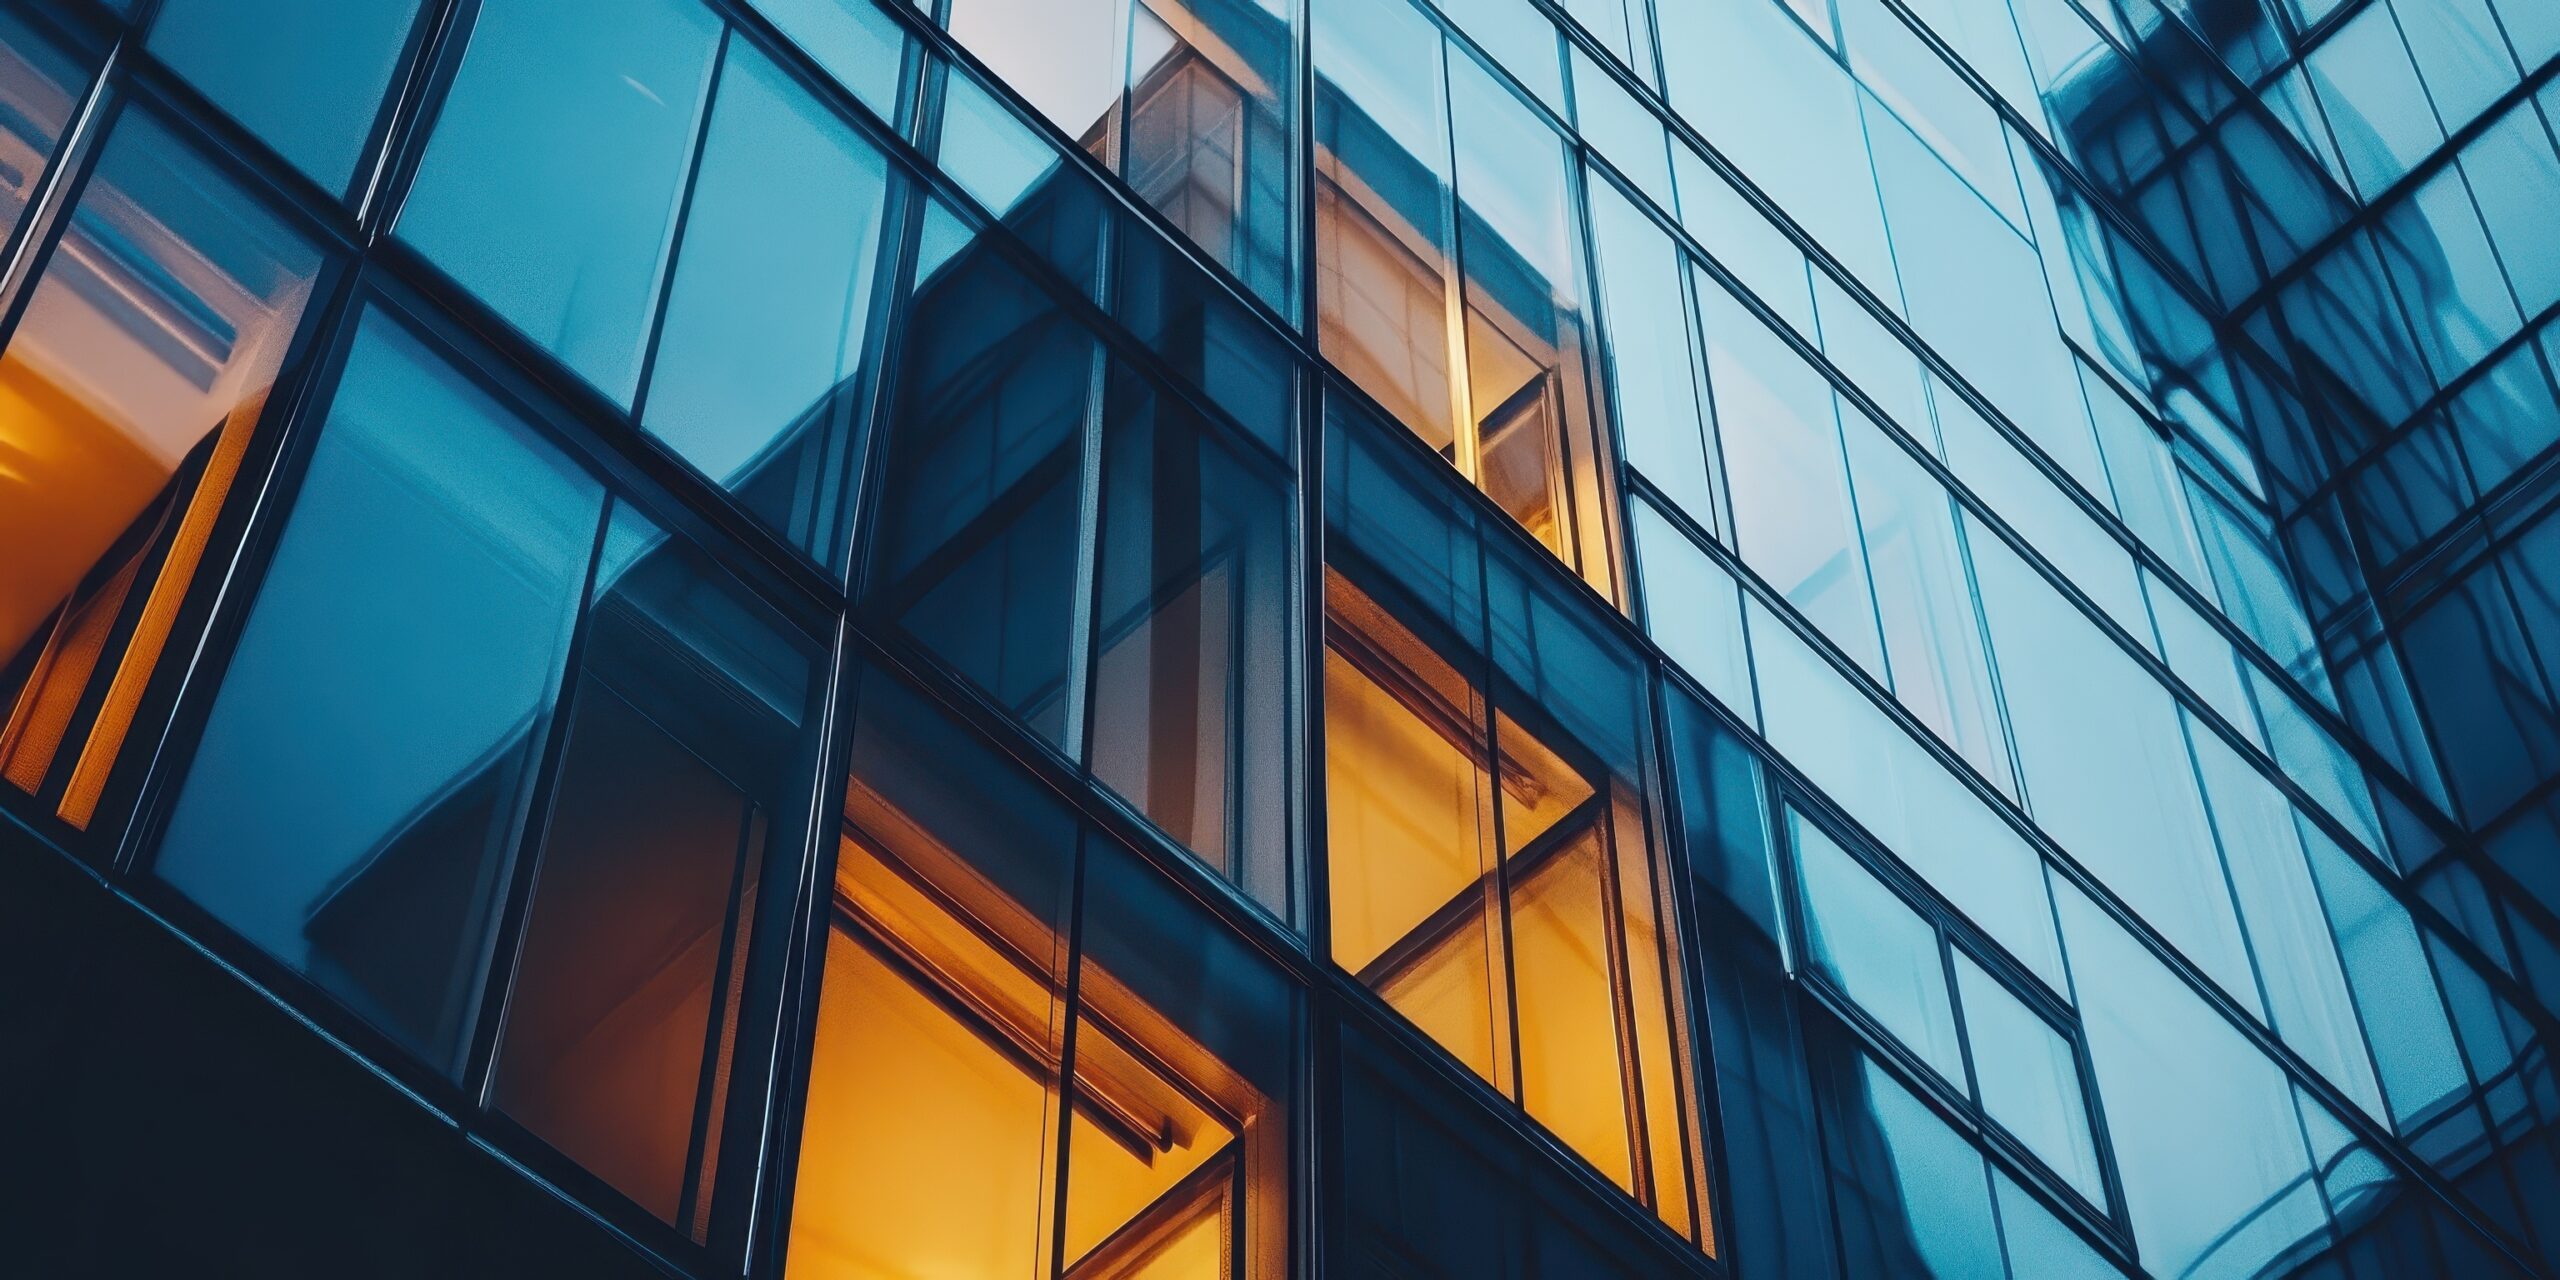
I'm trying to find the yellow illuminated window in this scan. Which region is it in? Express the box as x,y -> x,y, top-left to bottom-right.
1323,567 -> 1709,1249
788,777 -> 1284,1278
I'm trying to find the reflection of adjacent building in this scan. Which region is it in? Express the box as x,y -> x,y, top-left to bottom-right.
2040,5 -> 2560,1273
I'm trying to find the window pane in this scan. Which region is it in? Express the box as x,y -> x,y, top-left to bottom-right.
1746,602 -> 2066,986
1952,954 -> 2102,1201
0,9 -> 93,241
1791,809 -> 1964,1082
1090,368 -> 1293,916
493,505 -> 824,1239
2056,880 -> 2331,1278
1969,533 -> 2257,1005
1122,0 -> 1296,310
867,202 -> 1096,751
1588,175 -> 1713,524
1818,1039 -> 2007,1279
400,0 -> 718,403
1450,53 -> 1596,567
149,0 -> 423,193
1841,417 -> 2011,792
1631,498 -> 1753,719
1314,0 -> 1457,447
1324,566 -> 1506,1084
1702,280 -> 1885,677
641,42 -> 892,569
789,669 -> 1077,1279
152,310 -> 602,1073
1065,834 -> 1297,1278
0,111 -> 322,832
743,0 -> 904,118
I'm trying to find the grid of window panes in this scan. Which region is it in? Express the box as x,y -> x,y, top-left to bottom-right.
1,0 -> 2555,1276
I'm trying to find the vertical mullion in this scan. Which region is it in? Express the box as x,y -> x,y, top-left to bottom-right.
628,23 -> 733,425
461,493 -> 615,1104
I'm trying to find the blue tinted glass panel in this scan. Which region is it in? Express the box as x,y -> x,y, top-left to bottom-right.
1792,809 -> 1964,1081
642,42 -> 892,568
494,504 -> 822,1236
1588,176 -> 1713,523
744,0 -> 904,117
1952,953 -> 2102,1200
1820,1044 -> 2006,1279
400,0 -> 718,404
1970,532 -> 2258,1003
1747,600 -> 2065,985
153,310 -> 603,1074
1704,281 -> 1885,677
2055,881 -> 2332,1277
2461,104 -> 2560,319
1632,498 -> 1754,718
1089,367 -> 1294,918
1993,1170 -> 2123,1279
2304,5 -> 2444,197
868,202 -> 1096,751
1842,417 -> 2011,792
1570,48 -> 1673,211
1433,0 -> 1565,112
149,0 -> 422,193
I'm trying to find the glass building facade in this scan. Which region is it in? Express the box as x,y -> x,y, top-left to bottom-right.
0,0 -> 2555,1274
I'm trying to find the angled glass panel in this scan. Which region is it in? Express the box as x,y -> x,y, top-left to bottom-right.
1570,47 -> 1672,211
1065,834 -> 1297,1278
399,0 -> 718,404
1791,808 -> 1963,1082
789,669 -> 1077,1280
1818,1039 -> 2006,1280
1702,279 -> 1885,677
149,0 -> 423,195
1952,954 -> 2102,1201
0,110 -> 323,833
1449,52 -> 1597,569
1089,365 -> 1294,918
1431,0 -> 1564,113
1630,497 -> 1753,719
1120,0 -> 1297,310
2304,4 -> 2444,197
1746,600 -> 2066,986
2055,881 -> 2332,1278
493,504 -> 825,1239
1970,533 -> 2256,1005
641,41 -> 893,569
1841,416 -> 2011,793
1588,175 -> 1713,524
743,0 -> 905,117
866,201 -> 1096,751
152,309 -> 602,1075
1313,0 -> 1459,450
1993,1170 -> 2124,1279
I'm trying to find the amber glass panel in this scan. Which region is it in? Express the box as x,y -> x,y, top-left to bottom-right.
1323,571 -> 1509,1086
789,675 -> 1075,1279
1320,536 -> 1708,1246
791,672 -> 1290,1278
0,109 -> 319,830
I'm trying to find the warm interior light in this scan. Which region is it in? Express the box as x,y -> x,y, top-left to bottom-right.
790,780 -> 1271,1278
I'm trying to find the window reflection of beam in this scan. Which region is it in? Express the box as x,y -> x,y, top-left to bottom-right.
832,817 -> 1259,1176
